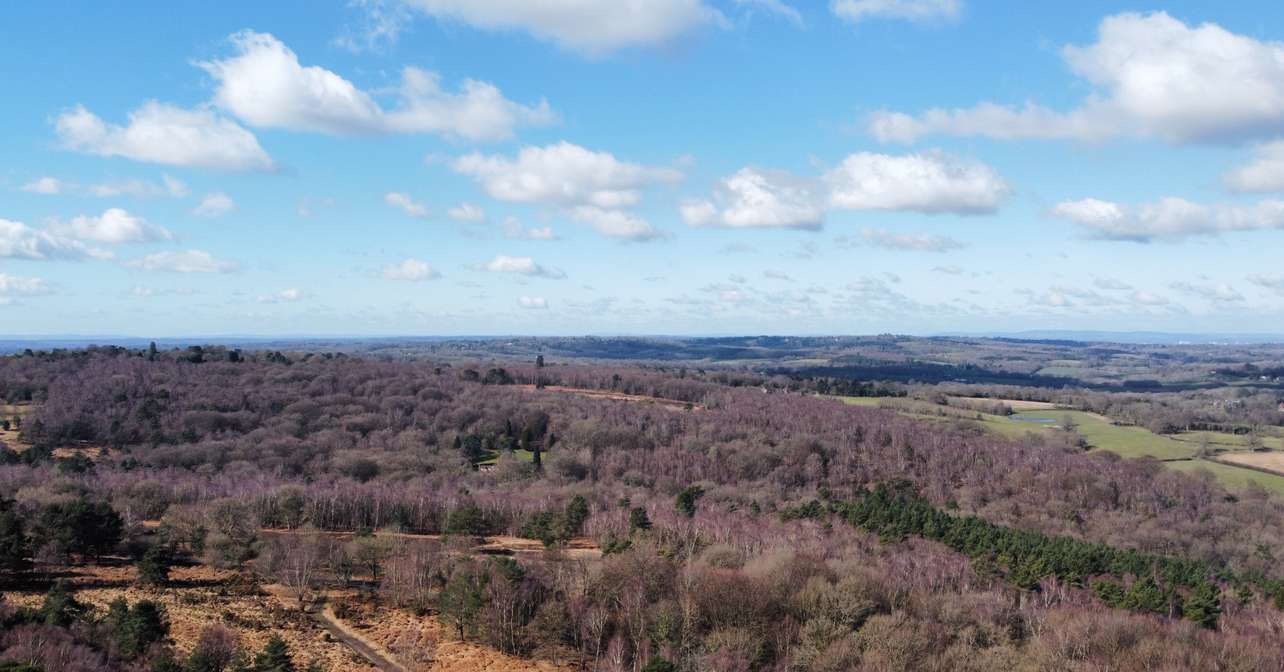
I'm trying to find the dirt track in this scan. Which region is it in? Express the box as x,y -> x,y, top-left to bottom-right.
5,565 -> 380,672
516,384 -> 700,411
316,605 -> 406,672
262,584 -> 405,672
261,583 -> 575,672
258,528 -> 601,561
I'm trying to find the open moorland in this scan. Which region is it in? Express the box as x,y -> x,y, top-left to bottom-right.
1,339 -> 1284,671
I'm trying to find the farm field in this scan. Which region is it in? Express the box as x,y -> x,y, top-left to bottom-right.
1171,430 -> 1284,451
476,448 -> 538,466
1168,458 -> 1284,492
838,396 -> 1284,494
950,396 -> 1058,410
1214,451 -> 1284,476
1001,410 -> 1193,461
836,395 -> 979,418
835,396 -> 883,407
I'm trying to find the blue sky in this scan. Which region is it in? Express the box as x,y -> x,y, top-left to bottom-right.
5,0 -> 1284,336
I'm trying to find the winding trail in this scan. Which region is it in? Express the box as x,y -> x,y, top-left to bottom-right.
515,384 -> 702,411
261,583 -> 406,672
257,528 -> 602,561
312,602 -> 407,672
254,531 -> 600,671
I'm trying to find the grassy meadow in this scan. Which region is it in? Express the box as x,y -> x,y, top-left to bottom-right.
837,395 -> 1284,495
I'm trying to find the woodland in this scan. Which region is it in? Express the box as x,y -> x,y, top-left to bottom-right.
1,344 -> 1283,671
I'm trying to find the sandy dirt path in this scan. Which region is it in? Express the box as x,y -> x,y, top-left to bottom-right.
258,528 -> 602,561
515,384 -> 701,411
314,603 -> 408,672
262,584 -> 406,672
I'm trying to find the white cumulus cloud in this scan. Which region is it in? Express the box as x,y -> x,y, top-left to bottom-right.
1224,141 -> 1284,193
0,273 -> 53,304
90,175 -> 189,198
448,202 -> 486,222
482,255 -> 565,279
126,250 -> 238,273
1170,281 -> 1244,305
382,258 -> 440,281
832,0 -> 960,24
1050,196 -> 1284,242
385,192 -> 428,219
0,218 -> 102,260
1248,273 -> 1284,293
502,217 -> 556,240
1094,276 -> 1133,291
869,12 -> 1284,145
55,102 -> 274,171
454,142 -> 681,208
394,0 -> 722,55
683,151 -> 1007,230
193,192 -> 236,218
22,177 -> 69,195
681,168 -> 823,230
257,288 -> 305,303
50,208 -> 172,244
570,206 -> 661,241
454,142 -> 679,240
200,31 -> 553,141
860,228 -> 966,252
825,151 -> 1008,214
518,295 -> 549,309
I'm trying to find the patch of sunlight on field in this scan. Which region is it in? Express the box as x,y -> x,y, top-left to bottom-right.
476,449 -> 537,466
837,396 -> 984,421
1173,430 -> 1284,451
1168,459 -> 1284,495
832,395 -> 1284,494
969,410 -> 1192,460
1034,366 -> 1086,377
971,414 -> 1052,439
1007,410 -> 1194,461
950,396 -> 1056,411
835,396 -> 884,407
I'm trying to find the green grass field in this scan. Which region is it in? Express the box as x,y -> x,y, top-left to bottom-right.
1170,430 -> 1284,451
1034,366 -> 1087,378
835,396 -> 884,408
1167,459 -> 1284,493
1004,410 -> 1193,460
835,396 -> 1284,495
476,448 -> 538,466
